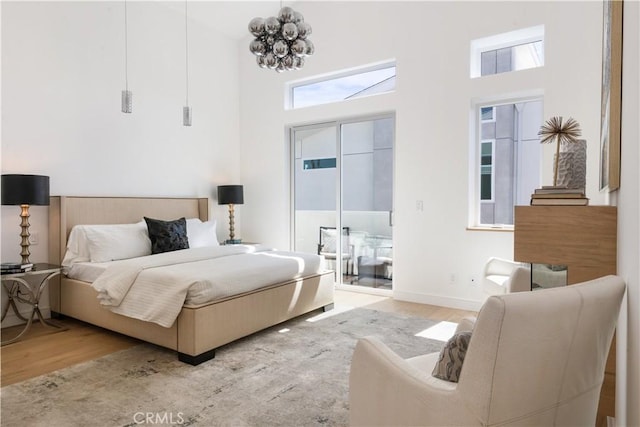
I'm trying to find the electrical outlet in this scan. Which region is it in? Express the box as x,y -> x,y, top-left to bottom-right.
416,200 -> 424,211
29,232 -> 39,245
449,274 -> 456,284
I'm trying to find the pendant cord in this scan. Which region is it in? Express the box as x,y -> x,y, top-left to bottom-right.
124,0 -> 129,91
185,0 -> 189,106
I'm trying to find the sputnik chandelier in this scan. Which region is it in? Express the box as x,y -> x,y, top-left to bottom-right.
248,6 -> 314,73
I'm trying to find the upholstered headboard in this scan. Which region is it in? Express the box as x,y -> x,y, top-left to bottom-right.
48,196 -> 208,266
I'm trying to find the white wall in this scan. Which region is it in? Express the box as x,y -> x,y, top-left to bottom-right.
1,1 -> 242,324
617,1 -> 640,424
0,0 -> 244,237
239,1 -> 604,310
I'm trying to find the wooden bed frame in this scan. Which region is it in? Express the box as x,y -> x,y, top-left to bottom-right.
48,196 -> 335,364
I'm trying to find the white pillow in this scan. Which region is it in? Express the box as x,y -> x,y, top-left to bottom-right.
186,218 -> 219,248
61,225 -> 92,267
84,222 -> 152,262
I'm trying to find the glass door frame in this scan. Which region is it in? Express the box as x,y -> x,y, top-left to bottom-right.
289,112 -> 395,295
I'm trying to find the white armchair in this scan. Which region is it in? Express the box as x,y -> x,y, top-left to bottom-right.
482,257 -> 531,294
349,275 -> 626,426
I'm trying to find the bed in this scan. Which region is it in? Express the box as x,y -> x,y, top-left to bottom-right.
48,196 -> 335,365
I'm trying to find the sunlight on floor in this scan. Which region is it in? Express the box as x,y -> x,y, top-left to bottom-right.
414,321 -> 458,342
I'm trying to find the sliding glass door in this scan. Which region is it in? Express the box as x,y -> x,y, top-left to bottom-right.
292,115 -> 394,290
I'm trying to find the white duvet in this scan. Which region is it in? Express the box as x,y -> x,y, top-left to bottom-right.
90,245 -> 324,328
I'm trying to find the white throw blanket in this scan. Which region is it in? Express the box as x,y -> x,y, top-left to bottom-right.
91,245 -> 323,328
92,245 -> 255,306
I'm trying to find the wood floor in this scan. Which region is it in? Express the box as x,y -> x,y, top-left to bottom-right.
1,318 -> 139,386
1,289 -> 476,387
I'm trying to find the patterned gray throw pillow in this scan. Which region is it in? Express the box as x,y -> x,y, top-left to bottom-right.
144,217 -> 189,254
431,331 -> 472,382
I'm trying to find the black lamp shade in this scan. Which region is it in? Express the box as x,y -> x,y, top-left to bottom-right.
217,185 -> 244,205
1,174 -> 50,206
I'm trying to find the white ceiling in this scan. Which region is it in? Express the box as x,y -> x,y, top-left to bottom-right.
167,1 -> 285,40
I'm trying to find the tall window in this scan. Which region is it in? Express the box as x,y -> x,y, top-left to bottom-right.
292,115 -> 395,290
471,26 -> 544,226
480,140 -> 494,201
481,107 -> 495,122
476,99 -> 543,226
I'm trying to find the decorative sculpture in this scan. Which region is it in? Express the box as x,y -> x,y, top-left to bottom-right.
539,116 -> 582,187
555,139 -> 587,190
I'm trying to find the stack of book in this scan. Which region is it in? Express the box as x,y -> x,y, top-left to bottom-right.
1,262 -> 34,274
530,186 -> 589,206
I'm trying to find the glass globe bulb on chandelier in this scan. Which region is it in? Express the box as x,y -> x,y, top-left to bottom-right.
248,6 -> 314,73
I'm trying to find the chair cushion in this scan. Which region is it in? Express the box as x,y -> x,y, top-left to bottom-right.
431,331 -> 472,382
407,352 -> 458,391
320,229 -> 338,252
487,274 -> 509,286
482,275 -> 509,295
320,228 -> 350,257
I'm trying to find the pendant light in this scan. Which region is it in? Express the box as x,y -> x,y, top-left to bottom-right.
121,0 -> 132,113
248,4 -> 314,72
183,0 -> 192,126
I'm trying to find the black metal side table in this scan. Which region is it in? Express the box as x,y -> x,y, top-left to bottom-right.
1,263 -> 66,345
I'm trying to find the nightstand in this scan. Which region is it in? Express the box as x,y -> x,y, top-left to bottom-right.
222,241 -> 260,246
1,263 -> 66,345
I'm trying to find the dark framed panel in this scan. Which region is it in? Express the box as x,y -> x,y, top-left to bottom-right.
599,0 -> 623,192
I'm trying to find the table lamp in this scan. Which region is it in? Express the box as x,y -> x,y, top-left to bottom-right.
1,174 -> 50,264
217,185 -> 244,244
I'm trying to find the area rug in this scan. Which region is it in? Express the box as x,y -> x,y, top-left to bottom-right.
0,307 -> 445,427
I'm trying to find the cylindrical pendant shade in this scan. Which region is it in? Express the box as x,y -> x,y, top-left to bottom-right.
1,175 -> 50,206
217,185 -> 244,205
183,106 -> 192,126
121,90 -> 132,113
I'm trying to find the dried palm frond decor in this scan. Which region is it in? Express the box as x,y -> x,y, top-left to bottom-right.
539,116 -> 582,186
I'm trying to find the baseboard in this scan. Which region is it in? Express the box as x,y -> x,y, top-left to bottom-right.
392,290 -> 483,312
335,284 -> 392,297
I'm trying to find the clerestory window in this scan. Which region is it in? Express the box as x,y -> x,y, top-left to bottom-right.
288,62 -> 396,109
470,25 -> 544,78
